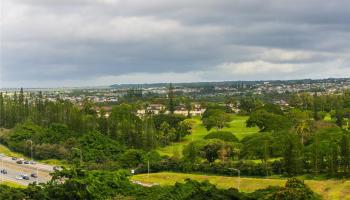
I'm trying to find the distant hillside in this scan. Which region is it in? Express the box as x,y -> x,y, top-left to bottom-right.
110,78 -> 350,89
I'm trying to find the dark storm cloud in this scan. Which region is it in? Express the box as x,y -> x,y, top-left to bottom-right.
1,0 -> 350,87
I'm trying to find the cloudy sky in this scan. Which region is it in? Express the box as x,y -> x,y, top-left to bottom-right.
1,0 -> 350,87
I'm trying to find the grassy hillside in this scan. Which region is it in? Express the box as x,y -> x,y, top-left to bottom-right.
157,115 -> 259,157
0,144 -> 29,160
1,181 -> 26,188
221,115 -> 259,140
132,172 -> 350,200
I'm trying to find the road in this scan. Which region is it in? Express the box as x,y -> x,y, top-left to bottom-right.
0,155 -> 54,186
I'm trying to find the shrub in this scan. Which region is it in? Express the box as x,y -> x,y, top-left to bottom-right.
204,131 -> 239,142
272,178 -> 321,200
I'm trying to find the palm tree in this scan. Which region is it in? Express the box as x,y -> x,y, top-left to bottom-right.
295,119 -> 311,145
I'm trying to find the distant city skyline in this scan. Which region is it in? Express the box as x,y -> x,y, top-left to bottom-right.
1,0 -> 350,88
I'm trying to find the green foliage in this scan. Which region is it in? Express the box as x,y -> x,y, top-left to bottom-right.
154,114 -> 191,145
0,168 -> 256,200
161,179 -> 244,200
119,149 -> 145,168
32,168 -> 134,200
202,109 -> 232,131
204,131 -> 239,142
238,97 -> 263,114
109,104 -> 143,148
241,132 -> 284,160
283,133 -> 303,176
182,139 -> 236,163
247,110 -> 292,132
249,178 -> 320,200
182,140 -> 207,163
271,178 -> 320,200
39,123 -> 73,144
79,131 -> 125,163
260,104 -> 284,115
0,185 -> 25,200
204,140 -> 225,163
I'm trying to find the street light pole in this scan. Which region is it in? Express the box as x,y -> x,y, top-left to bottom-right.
36,167 -> 39,183
1,155 -> 3,183
229,168 -> 240,191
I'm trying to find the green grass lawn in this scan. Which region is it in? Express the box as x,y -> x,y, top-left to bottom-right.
0,144 -> 30,160
1,181 -> 26,188
221,115 -> 259,140
132,172 -> 350,200
157,115 -> 259,157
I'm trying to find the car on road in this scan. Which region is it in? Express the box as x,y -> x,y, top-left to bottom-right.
17,174 -> 30,180
31,173 -> 38,178
0,169 -> 7,174
30,161 -> 36,165
16,160 -> 23,164
12,157 -> 17,160
53,166 -> 62,171
24,160 -> 30,164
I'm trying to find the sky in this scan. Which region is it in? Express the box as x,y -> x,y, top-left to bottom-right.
1,0 -> 350,88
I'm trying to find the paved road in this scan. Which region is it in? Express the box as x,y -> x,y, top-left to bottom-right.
0,155 -> 54,186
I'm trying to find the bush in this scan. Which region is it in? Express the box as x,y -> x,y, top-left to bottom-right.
272,178 -> 321,200
204,131 -> 239,142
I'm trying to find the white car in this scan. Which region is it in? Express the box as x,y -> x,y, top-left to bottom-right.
16,176 -> 23,180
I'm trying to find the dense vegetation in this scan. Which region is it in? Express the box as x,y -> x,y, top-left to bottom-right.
0,167 -> 320,200
1,88 -> 350,199
0,90 -> 191,168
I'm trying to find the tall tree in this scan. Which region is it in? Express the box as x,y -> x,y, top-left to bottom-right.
340,133 -> 350,177
283,133 -> 303,176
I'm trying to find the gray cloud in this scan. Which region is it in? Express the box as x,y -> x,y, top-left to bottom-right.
1,0 -> 350,87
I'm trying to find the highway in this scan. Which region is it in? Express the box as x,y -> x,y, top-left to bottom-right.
0,154 -> 54,186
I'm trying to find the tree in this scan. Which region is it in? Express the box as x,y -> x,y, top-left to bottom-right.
153,114 -> 191,144
239,97 -> 263,114
79,131 -> 125,163
283,133 -> 303,176
143,117 -> 157,150
202,109 -> 231,131
0,185 -> 25,200
203,140 -> 226,163
159,121 -> 176,146
183,140 -> 207,163
119,149 -> 145,168
340,133 -> 350,176
204,131 -> 239,142
109,104 -> 143,148
247,110 -> 292,132
272,178 -> 321,200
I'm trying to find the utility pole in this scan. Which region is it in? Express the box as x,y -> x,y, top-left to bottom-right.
1,154 -> 3,183
36,167 -> 38,183
229,168 -> 240,191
